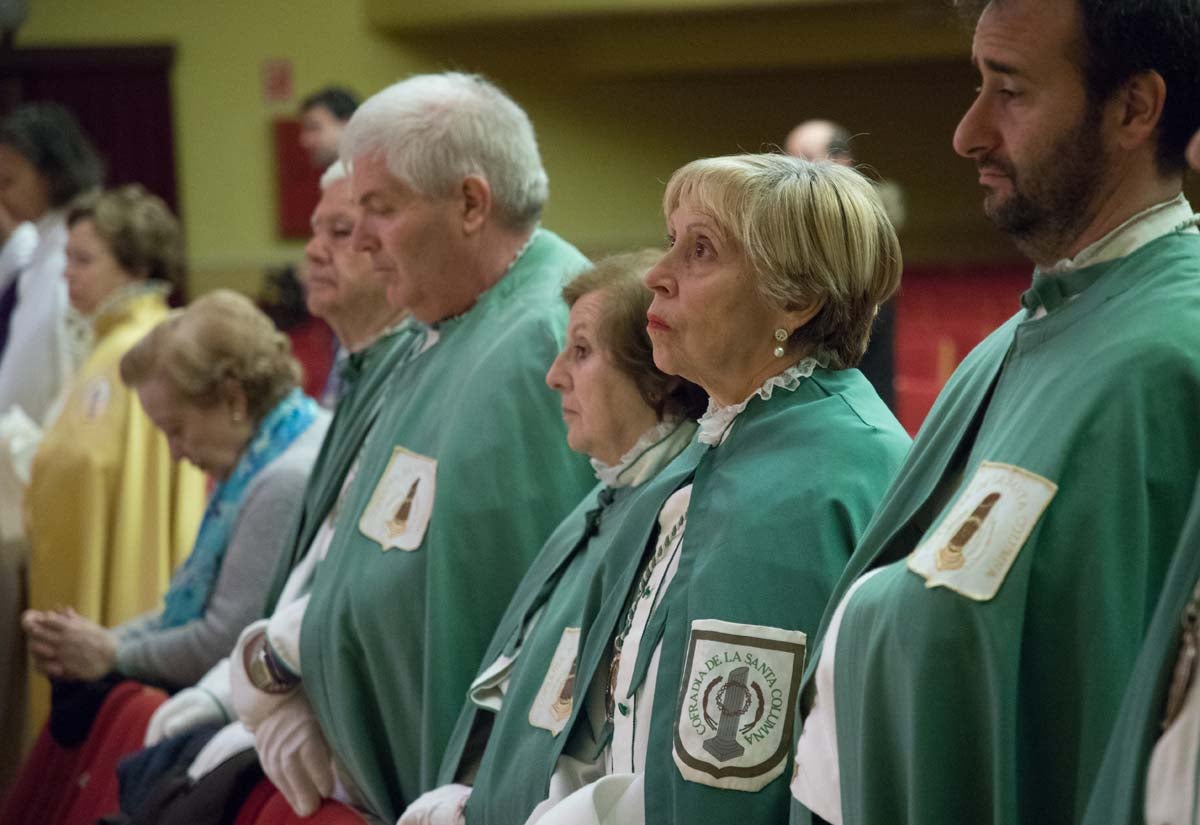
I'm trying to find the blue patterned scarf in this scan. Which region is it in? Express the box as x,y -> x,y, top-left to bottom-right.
159,388 -> 319,629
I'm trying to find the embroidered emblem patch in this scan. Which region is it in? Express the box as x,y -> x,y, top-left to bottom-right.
358,447 -> 437,551
907,460 -> 1057,601
674,618 -> 806,792
82,377 -> 111,420
529,627 -> 580,735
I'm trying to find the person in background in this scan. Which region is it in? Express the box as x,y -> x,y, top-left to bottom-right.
0,199 -> 36,317
24,288 -> 326,718
299,86 -> 359,170
0,102 -> 102,426
228,72 -> 595,823
17,186 -> 207,739
790,1 -> 1200,823
785,117 -> 902,410
0,196 -> 37,791
296,86 -> 361,405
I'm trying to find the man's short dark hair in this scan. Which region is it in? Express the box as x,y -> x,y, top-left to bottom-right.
956,0 -> 1200,174
0,102 -> 104,207
299,86 -> 359,122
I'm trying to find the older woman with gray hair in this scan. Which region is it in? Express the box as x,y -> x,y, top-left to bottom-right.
23,290 -> 328,701
421,153 -> 911,825
401,250 -> 706,825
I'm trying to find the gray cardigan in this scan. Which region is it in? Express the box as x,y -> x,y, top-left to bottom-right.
114,410 -> 330,688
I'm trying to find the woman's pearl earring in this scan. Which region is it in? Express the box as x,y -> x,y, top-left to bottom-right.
773,328 -> 788,358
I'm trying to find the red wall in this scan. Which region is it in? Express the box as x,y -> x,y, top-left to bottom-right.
894,264 -> 1029,433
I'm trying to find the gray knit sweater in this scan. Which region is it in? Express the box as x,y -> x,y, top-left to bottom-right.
114,411 -> 330,688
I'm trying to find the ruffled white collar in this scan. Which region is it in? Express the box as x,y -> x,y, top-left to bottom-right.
697,358 -> 821,446
591,418 -> 697,489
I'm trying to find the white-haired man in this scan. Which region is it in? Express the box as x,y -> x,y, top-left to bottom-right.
229,73 -> 595,823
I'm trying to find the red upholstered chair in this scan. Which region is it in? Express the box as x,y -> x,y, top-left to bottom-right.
233,777 -> 279,825
1,681 -> 167,825
53,682 -> 167,824
247,786 -> 368,825
0,718 -> 86,825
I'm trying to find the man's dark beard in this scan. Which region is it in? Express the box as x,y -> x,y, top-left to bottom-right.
981,101 -> 1107,262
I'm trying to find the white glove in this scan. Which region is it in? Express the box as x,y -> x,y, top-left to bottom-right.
398,783 -> 471,825
254,690 -> 335,818
187,721 -> 256,782
145,686 -> 227,746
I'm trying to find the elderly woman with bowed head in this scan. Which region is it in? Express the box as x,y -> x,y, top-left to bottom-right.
23,289 -> 328,731
407,153 -> 912,825
401,249 -> 707,824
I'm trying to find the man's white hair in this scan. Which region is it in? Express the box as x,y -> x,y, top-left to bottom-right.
340,72 -> 548,228
319,159 -> 348,190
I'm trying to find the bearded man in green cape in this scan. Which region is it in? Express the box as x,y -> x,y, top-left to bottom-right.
790,1 -> 1200,824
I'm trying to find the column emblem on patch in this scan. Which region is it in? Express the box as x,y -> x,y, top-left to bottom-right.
674,618 -> 806,793
908,460 -> 1057,601
936,491 -> 1000,571
358,447 -> 437,552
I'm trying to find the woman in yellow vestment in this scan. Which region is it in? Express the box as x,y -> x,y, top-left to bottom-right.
23,186 -> 206,738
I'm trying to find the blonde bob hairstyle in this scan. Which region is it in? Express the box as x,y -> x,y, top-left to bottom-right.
120,289 -> 301,423
663,153 -> 902,370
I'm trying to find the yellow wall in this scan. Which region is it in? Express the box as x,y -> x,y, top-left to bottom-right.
19,1 -> 1198,295
18,0 -> 423,295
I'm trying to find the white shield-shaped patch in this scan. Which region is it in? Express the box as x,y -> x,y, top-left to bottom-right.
358,447 -> 437,552
674,618 -> 806,792
528,627 -> 580,735
907,460 -> 1057,601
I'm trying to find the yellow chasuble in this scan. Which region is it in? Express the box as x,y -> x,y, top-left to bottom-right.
25,288 -> 206,739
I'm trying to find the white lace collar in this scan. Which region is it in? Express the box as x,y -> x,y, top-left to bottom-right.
1042,193 -> 1199,275
591,418 -> 697,489
697,357 -> 821,446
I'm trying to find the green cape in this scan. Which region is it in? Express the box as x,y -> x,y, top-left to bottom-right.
450,432 -> 706,825
260,322 -> 424,614
790,232 -> 1200,825
457,367 -> 907,825
1082,473 -> 1200,824
641,368 -> 909,824
299,230 -> 595,822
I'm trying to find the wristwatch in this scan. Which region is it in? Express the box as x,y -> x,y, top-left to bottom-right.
242,630 -> 300,695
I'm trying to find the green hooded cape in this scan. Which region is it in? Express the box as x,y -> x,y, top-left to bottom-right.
448,429 -> 706,825
640,368 -> 908,824
1081,473 -> 1200,825
460,367 -> 907,825
299,229 -> 595,822
260,322 -> 424,614
790,232 -> 1200,825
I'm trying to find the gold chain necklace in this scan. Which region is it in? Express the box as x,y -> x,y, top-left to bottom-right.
606,510 -> 686,722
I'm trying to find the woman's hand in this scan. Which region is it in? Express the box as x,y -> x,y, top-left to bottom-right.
21,608 -> 117,681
